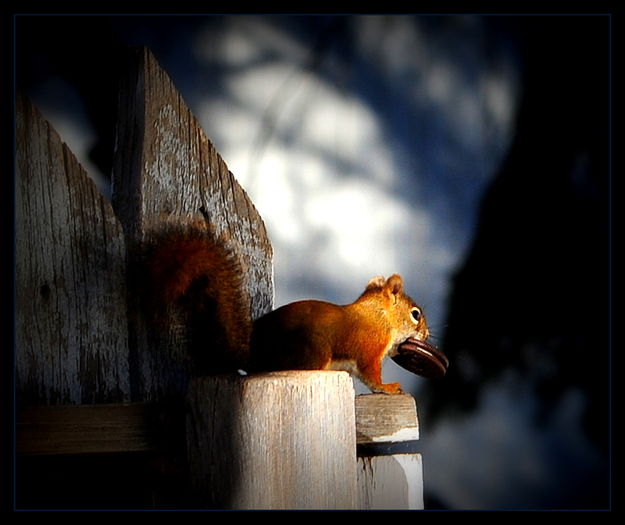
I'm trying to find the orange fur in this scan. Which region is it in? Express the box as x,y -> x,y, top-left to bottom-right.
250,274 -> 430,394
151,237 -> 226,303
145,226 -> 251,373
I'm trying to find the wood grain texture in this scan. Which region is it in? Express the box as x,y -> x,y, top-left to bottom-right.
186,371 -> 358,509
355,394 -> 423,510
15,92 -> 130,405
355,393 -> 419,444
111,47 -> 273,401
358,454 -> 423,510
16,404 -> 153,455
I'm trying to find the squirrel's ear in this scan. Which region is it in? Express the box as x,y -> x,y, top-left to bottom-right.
365,276 -> 386,292
385,274 -> 403,296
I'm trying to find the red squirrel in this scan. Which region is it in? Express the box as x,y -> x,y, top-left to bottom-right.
145,224 -> 437,394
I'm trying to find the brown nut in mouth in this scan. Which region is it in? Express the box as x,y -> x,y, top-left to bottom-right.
391,337 -> 449,379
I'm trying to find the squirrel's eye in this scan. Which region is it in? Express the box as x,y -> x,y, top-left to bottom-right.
411,307 -> 421,323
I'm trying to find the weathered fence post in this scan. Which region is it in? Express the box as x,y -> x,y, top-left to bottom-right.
355,394 -> 424,509
111,47 -> 274,402
186,371 -> 358,509
15,92 -> 130,406
15,92 -> 135,508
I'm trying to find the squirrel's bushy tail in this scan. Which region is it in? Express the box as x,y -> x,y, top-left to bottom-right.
144,226 -> 252,374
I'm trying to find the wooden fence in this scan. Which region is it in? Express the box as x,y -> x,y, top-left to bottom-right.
15,47 -> 424,510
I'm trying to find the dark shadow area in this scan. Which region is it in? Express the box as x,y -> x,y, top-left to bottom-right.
16,16 -> 122,180
421,16 -> 611,509
16,445 -> 190,509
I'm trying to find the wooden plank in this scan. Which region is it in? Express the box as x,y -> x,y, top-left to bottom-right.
16,404 -> 153,456
186,371 -> 358,510
358,454 -> 423,510
355,393 -> 419,444
15,92 -> 130,405
355,393 -> 423,510
111,47 -> 274,401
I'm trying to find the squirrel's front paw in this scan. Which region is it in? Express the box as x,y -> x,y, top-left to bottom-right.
372,382 -> 403,395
